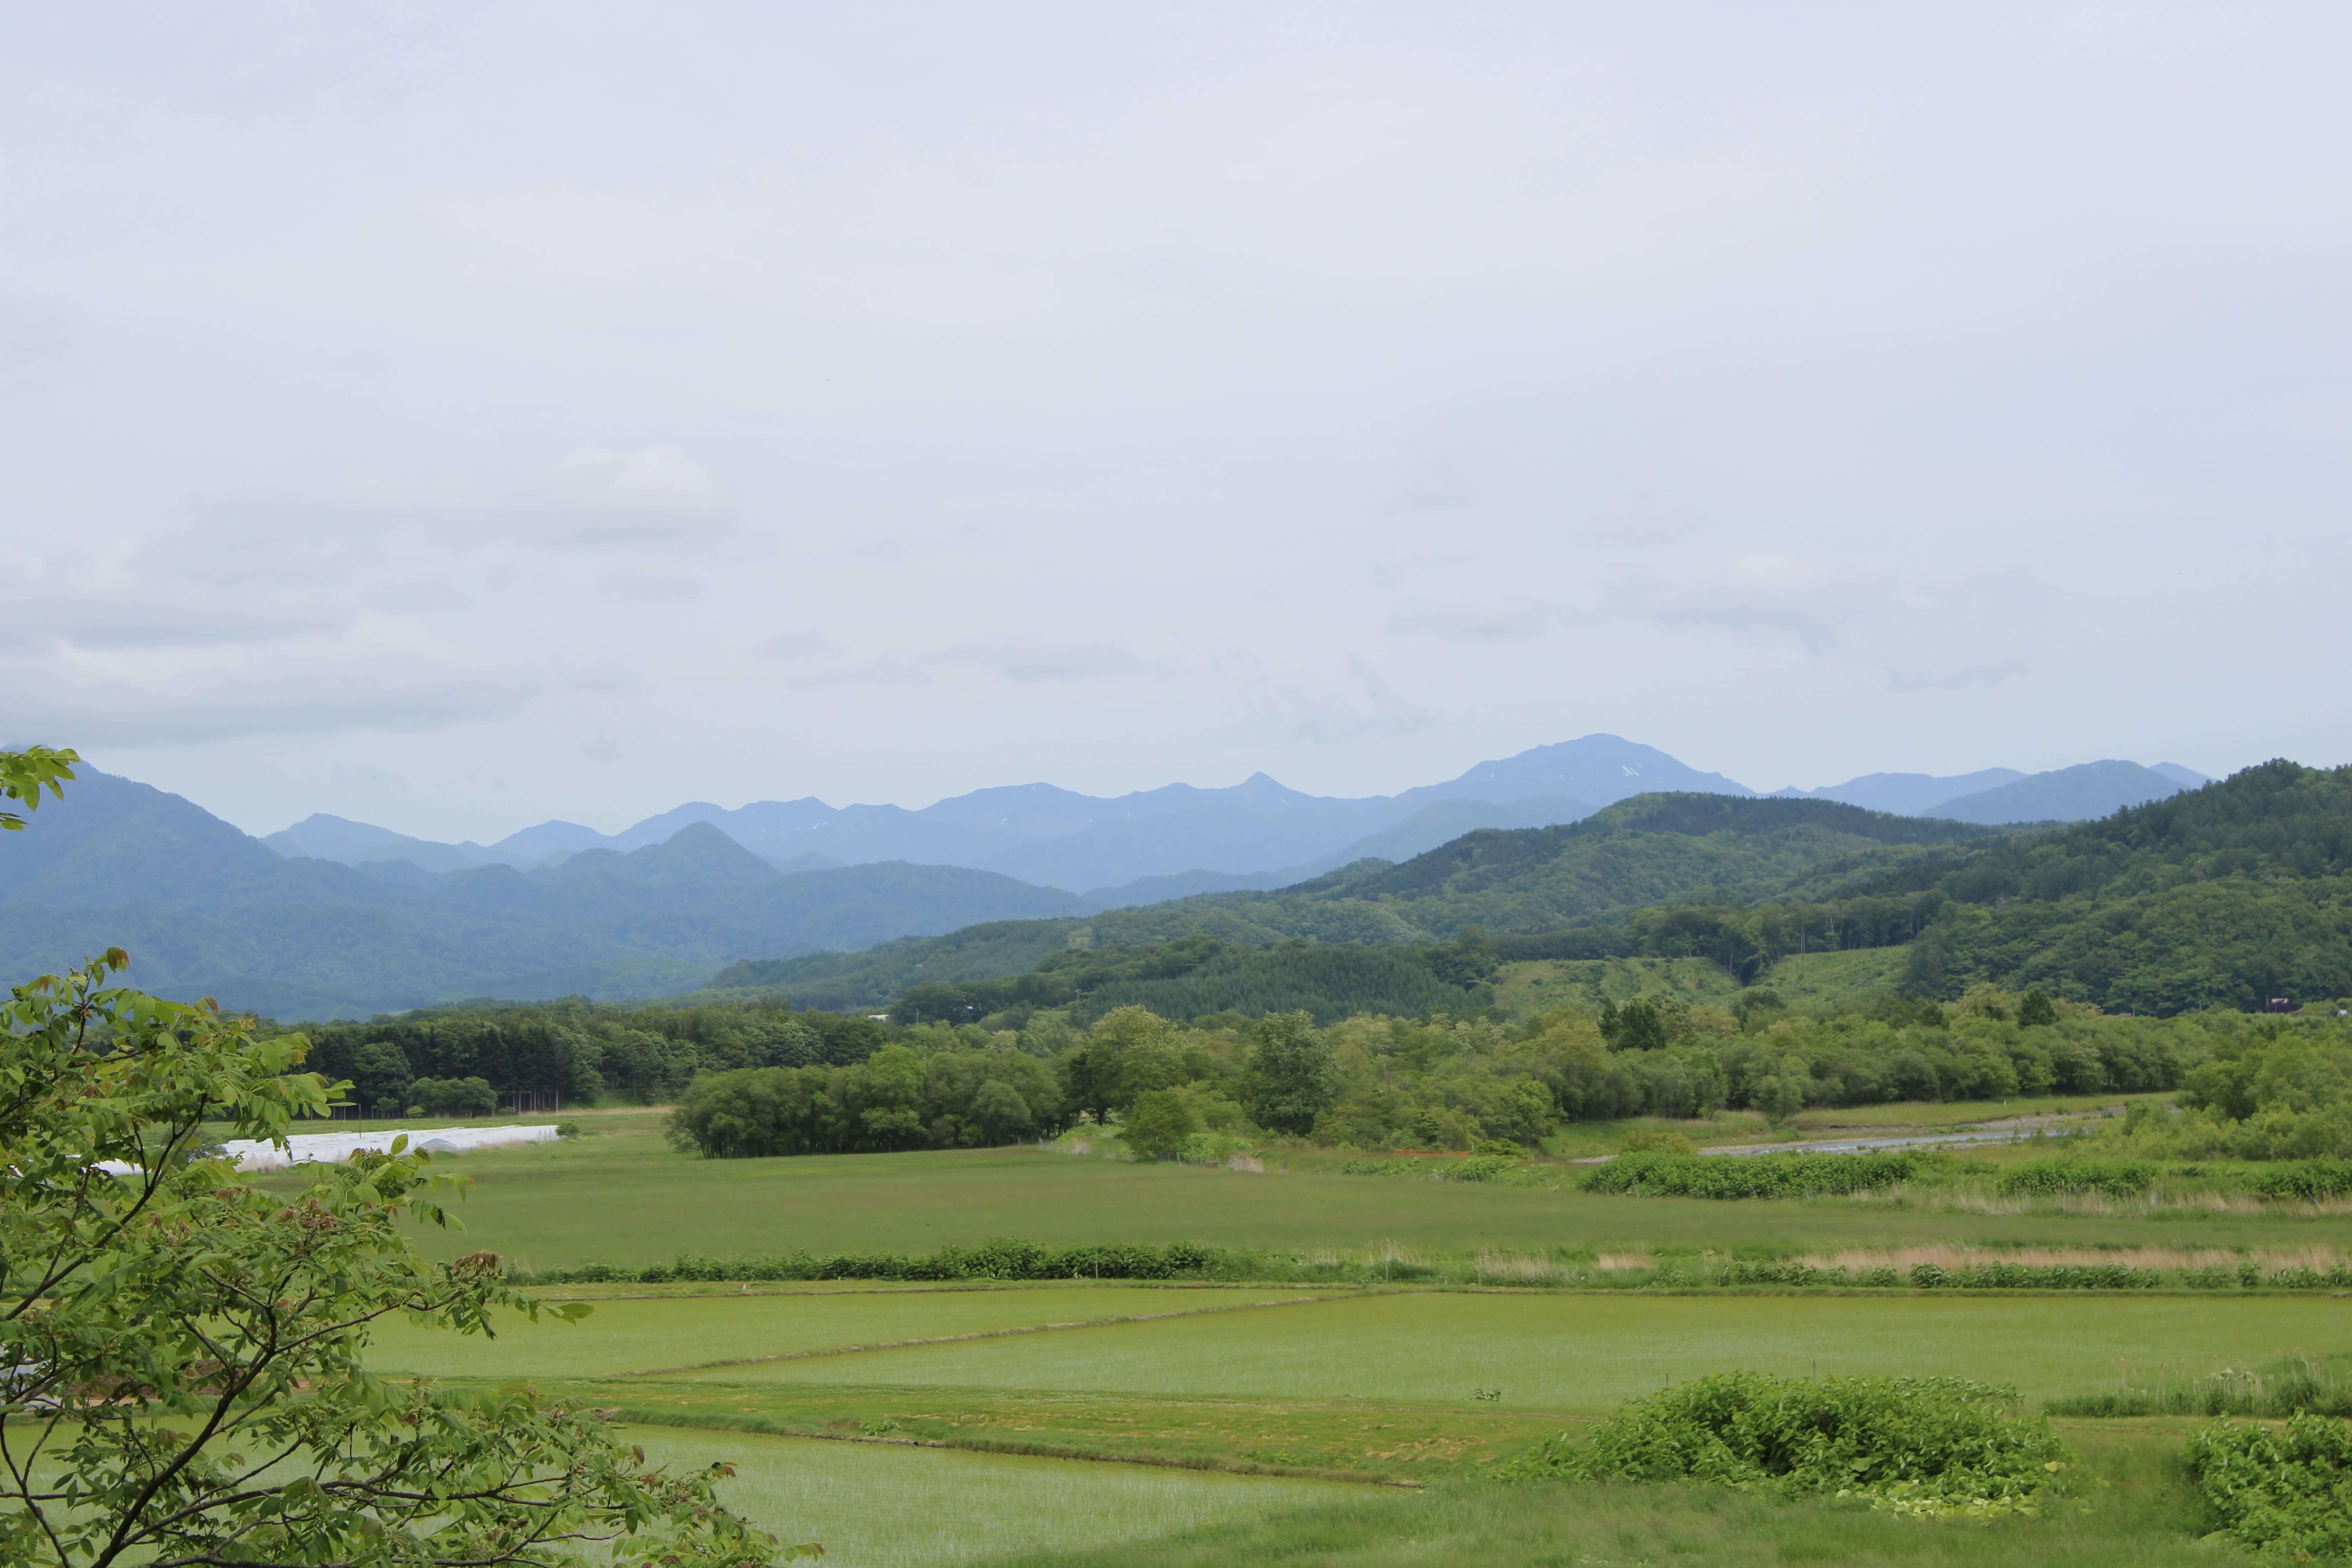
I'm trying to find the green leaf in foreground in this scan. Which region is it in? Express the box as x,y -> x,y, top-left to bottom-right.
1500,1371 -> 2072,1519
0,743 -> 77,831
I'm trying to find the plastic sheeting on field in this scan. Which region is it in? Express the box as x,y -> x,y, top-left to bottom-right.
97,1122 -> 560,1176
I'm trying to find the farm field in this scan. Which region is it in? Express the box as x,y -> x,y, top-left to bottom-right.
979,1421 -> 2220,1568
333,1107 -> 2352,1563
381,1115 -> 2352,1270
404,1279 -> 2327,1563
661,1289 -> 2345,1408
632,1426 -> 1345,1567
365,1283 -> 1315,1380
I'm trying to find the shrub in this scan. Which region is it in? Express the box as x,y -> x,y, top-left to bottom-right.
2188,1413 -> 2352,1559
1907,1261 -> 2158,1290
1994,1158 -> 2157,1198
2247,1160 -> 2352,1201
1174,1129 -> 1252,1165
1502,1372 -> 2071,1516
1582,1151 -> 1915,1200
2053,1356 -> 2352,1419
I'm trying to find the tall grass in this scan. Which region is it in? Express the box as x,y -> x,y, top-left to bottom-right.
2049,1352 -> 2352,1419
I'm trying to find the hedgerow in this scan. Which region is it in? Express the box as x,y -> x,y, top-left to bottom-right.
1579,1150 -> 1916,1200
1994,1158 -> 2158,1198
2246,1160 -> 2352,1201
508,1240 -> 2352,1292
519,1239 -> 1225,1285
1500,1372 -> 2071,1517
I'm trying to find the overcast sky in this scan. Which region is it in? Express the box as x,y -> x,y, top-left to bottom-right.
7,2 -> 2347,842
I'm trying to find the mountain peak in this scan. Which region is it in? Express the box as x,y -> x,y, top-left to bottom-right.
1406,735 -> 1752,809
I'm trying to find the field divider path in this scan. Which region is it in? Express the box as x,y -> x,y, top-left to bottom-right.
622,1291 -> 1352,1378
612,1413 -> 1434,1487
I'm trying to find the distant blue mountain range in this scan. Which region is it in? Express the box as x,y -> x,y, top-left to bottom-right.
0,736 -> 2214,1018
266,737 -> 2209,895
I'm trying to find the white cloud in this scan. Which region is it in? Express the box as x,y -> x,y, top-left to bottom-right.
786,638 -> 1158,689
534,444 -> 734,516
929,640 -> 1154,683
1214,652 -> 1436,747
599,567 -> 704,601
6,6 -> 2349,829
756,631 -> 839,661
1383,601 -> 1558,642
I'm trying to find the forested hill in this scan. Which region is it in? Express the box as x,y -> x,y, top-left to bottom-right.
709,764 -> 2352,1018
1846,758 -> 2352,903
707,794 -> 1995,1008
1076,793 -> 1992,947
1323,794 -> 1987,902
1865,760 -> 2352,1012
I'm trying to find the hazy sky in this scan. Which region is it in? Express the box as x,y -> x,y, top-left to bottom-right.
8,2 -> 2347,842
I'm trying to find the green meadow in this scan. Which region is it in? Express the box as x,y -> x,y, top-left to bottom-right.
982,1423 -> 2223,1568
335,1114 -> 2352,1564
628,1428 -> 1342,1568
384,1112 -> 2352,1272
365,1283 -> 1301,1380
661,1290 -> 2348,1407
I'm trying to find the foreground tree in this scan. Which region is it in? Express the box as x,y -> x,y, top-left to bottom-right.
0,746 -> 806,1567
0,744 -> 78,832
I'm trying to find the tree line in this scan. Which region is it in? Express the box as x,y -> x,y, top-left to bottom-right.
660,982 -> 2301,1160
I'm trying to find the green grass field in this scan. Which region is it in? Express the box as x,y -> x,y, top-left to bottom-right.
382,1116 -> 2349,1271
402,1281 -> 2326,1562
629,1426 -> 1345,1566
323,1104 -> 2352,1563
666,1290 -> 2343,1408
366,1283 -> 1316,1379
981,1422 -> 2218,1568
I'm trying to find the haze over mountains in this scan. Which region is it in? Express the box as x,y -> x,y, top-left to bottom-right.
0,735 -> 2213,1020
266,735 -> 2206,897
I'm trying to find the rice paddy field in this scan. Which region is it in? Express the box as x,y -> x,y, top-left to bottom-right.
342,1108 -> 2352,1565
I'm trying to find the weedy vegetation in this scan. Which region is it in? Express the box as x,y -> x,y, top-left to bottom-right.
1499,1373 -> 2073,1518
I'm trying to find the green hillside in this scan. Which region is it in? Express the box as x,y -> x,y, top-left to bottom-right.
699,795 -> 1990,1011
707,763 -> 2352,1020
1074,793 -> 1987,948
